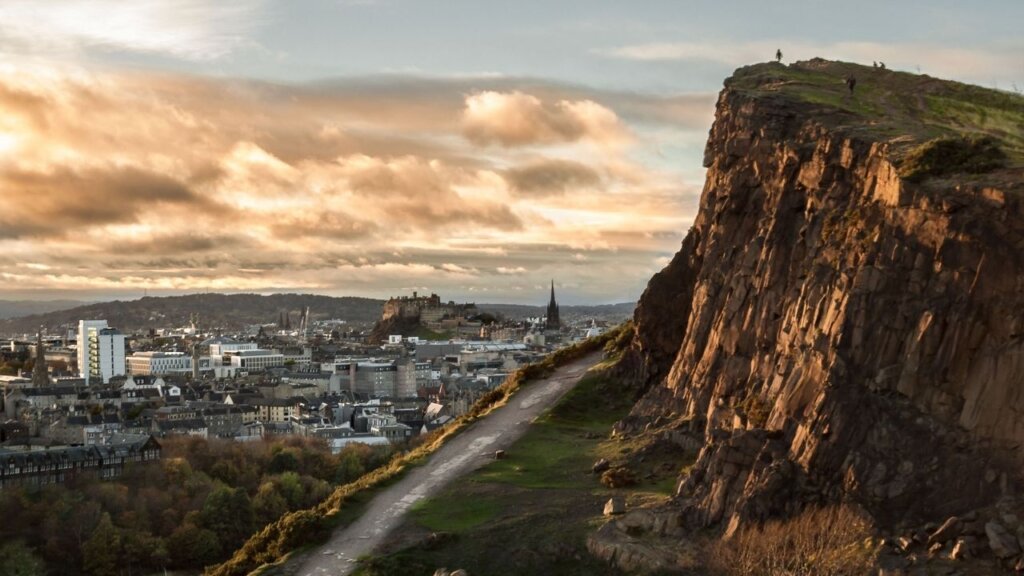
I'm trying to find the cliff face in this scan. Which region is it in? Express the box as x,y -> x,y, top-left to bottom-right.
620,60 -> 1024,531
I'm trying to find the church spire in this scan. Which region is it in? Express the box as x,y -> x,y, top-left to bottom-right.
545,280 -> 560,330
32,328 -> 48,387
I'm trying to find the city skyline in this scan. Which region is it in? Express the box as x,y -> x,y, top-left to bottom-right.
0,1 -> 1020,304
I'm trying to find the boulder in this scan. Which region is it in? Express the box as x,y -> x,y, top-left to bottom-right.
494,450 -> 506,460
450,571 -> 470,576
950,538 -> 969,560
985,521 -> 1021,559
897,536 -> 915,552
592,458 -> 611,474
604,496 -> 626,516
928,516 -> 962,545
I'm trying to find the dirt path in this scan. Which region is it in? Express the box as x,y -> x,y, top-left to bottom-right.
293,352 -> 604,576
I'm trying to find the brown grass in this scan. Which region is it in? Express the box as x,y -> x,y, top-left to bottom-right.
706,504 -> 876,576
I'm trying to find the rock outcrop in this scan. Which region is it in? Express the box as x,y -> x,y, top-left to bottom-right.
616,59 -> 1024,539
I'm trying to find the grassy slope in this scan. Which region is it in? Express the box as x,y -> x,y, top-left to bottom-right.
728,59 -> 1024,165
212,327 -> 629,576
355,360 -> 689,576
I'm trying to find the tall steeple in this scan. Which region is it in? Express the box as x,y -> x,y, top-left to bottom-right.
545,280 -> 561,330
32,329 -> 48,387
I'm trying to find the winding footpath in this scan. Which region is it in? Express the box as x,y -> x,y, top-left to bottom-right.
294,352 -> 603,576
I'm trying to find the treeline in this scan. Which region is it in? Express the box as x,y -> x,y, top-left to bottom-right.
0,436 -> 396,575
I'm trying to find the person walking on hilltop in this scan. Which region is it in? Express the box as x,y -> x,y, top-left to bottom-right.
776,48 -> 782,63
845,75 -> 857,94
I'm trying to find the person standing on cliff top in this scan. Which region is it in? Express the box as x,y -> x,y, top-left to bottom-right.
776,48 -> 782,63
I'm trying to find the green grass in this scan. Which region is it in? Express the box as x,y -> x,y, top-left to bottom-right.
726,59 -> 1024,169
354,362 -> 692,576
409,493 -> 501,532
412,326 -> 454,340
476,373 -> 631,489
898,135 -> 1007,181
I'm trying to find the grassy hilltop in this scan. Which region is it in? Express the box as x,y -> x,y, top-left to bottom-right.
728,59 -> 1024,172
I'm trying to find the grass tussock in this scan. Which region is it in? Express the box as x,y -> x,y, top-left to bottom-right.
208,324 -> 631,576
898,135 -> 1008,182
707,504 -> 876,576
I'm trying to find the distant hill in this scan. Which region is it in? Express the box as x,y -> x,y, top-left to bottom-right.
0,293 -> 385,336
478,301 -> 635,322
0,300 -> 91,320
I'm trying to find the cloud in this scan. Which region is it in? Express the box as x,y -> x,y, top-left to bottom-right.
0,165 -> 211,238
269,213 -> 379,242
461,91 -> 632,147
0,1 -> 266,60
503,159 -> 602,196
440,263 -> 477,275
119,233 -> 243,255
0,62 -> 701,304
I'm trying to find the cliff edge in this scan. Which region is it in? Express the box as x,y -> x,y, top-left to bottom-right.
615,58 -> 1024,546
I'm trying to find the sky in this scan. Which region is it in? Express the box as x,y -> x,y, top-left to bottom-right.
0,1 -> 1020,305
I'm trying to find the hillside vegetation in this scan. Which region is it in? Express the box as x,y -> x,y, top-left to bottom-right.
729,59 -> 1024,168
0,293 -> 385,335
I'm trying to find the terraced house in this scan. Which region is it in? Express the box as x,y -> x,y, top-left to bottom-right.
0,434 -> 161,489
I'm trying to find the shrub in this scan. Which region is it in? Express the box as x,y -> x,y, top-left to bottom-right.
600,466 -> 638,489
898,135 -> 1007,182
706,504 -> 876,576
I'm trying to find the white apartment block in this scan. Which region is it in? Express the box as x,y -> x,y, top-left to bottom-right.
77,320 -> 126,385
230,349 -> 285,371
208,340 -> 258,357
127,351 -> 191,376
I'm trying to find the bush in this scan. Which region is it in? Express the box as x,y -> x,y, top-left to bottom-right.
600,466 -> 638,489
898,135 -> 1007,182
707,504 -> 876,576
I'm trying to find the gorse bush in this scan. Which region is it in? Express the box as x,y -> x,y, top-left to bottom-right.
707,504 -> 876,576
898,135 -> 1007,182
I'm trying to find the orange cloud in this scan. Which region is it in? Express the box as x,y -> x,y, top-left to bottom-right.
461,91 -> 632,147
0,61 -> 705,303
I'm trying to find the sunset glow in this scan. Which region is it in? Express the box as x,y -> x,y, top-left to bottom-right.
0,0 -> 1019,303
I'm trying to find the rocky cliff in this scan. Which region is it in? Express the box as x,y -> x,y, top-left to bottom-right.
617,59 -> 1024,541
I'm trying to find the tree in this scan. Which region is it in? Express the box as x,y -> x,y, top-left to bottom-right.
167,523 -> 221,569
200,486 -> 256,551
268,448 -> 299,473
253,482 -> 289,526
82,513 -> 120,576
122,531 -> 167,576
0,540 -> 45,576
335,451 -> 365,484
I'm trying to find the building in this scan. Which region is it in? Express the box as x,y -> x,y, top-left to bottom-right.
281,346 -> 313,367
127,351 -> 192,376
32,332 -> 49,387
229,349 -> 285,371
381,292 -> 476,326
207,338 -> 258,358
545,280 -> 561,330
245,398 -> 296,422
0,434 -> 161,489
352,362 -> 398,398
77,320 -> 126,385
